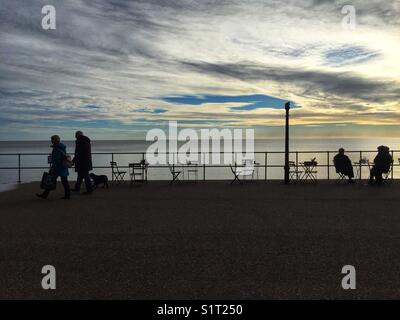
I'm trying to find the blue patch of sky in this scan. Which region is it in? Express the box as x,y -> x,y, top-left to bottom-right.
132,108 -> 168,114
161,94 -> 297,111
325,45 -> 380,66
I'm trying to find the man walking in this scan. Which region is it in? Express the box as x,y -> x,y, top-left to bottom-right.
72,131 -> 93,194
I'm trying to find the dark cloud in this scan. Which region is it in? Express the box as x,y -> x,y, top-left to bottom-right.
355,0 -> 400,26
180,61 -> 400,103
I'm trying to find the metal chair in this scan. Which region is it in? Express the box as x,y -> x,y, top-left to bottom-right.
129,162 -> 147,185
333,160 -> 347,184
242,158 -> 256,181
168,164 -> 182,185
288,161 -> 302,182
383,161 -> 394,184
336,172 -> 347,184
186,161 -> 199,181
230,164 -> 241,184
230,161 -> 255,184
110,161 -> 126,184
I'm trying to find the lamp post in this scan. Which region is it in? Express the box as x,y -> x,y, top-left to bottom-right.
284,101 -> 290,184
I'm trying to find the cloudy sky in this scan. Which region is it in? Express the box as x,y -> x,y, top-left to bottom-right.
0,0 -> 399,140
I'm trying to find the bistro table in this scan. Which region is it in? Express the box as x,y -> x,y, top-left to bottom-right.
128,161 -> 149,182
353,159 -> 370,180
300,160 -> 318,182
184,161 -> 199,181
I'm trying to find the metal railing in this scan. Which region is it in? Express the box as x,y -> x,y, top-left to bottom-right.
0,150 -> 399,183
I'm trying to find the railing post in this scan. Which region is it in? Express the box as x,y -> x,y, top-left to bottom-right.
142,152 -> 146,181
111,153 -> 114,182
203,153 -> 206,181
18,154 -> 21,184
359,151 -> 362,181
264,152 -> 267,181
327,151 -> 330,180
391,150 -> 394,180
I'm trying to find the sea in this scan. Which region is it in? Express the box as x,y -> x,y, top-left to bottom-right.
1,138 -> 399,185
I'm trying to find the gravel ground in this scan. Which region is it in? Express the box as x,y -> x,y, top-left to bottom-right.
0,180 -> 399,299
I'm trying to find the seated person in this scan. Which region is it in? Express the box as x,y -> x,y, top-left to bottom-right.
369,145 -> 393,185
333,148 -> 354,183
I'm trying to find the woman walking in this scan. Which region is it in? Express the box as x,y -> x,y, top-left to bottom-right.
36,135 -> 71,200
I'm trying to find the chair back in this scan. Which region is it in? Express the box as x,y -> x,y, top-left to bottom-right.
304,158 -> 317,167
386,160 -> 394,174
110,161 -> 121,173
232,159 -> 254,177
129,162 -> 139,172
168,163 -> 176,173
332,159 -> 340,173
242,158 -> 254,170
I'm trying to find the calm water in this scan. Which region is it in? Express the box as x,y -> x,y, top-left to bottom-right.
0,138 -> 399,184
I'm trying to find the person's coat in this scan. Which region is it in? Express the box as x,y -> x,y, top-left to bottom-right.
50,143 -> 69,177
333,154 -> 354,177
74,135 -> 93,173
374,151 -> 392,173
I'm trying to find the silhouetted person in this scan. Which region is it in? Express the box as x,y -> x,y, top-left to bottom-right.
368,145 -> 393,185
333,148 -> 354,183
36,135 -> 71,200
72,131 -> 93,194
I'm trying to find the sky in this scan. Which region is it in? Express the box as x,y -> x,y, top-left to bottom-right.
0,0 -> 399,140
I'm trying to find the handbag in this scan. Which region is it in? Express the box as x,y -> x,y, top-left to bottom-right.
40,171 -> 57,190
62,154 -> 73,168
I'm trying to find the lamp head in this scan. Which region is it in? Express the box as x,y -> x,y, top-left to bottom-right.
285,101 -> 291,111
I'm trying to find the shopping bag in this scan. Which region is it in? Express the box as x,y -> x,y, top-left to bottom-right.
40,172 -> 57,190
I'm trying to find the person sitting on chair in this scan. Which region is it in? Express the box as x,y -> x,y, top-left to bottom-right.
333,148 -> 354,183
368,145 -> 392,185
